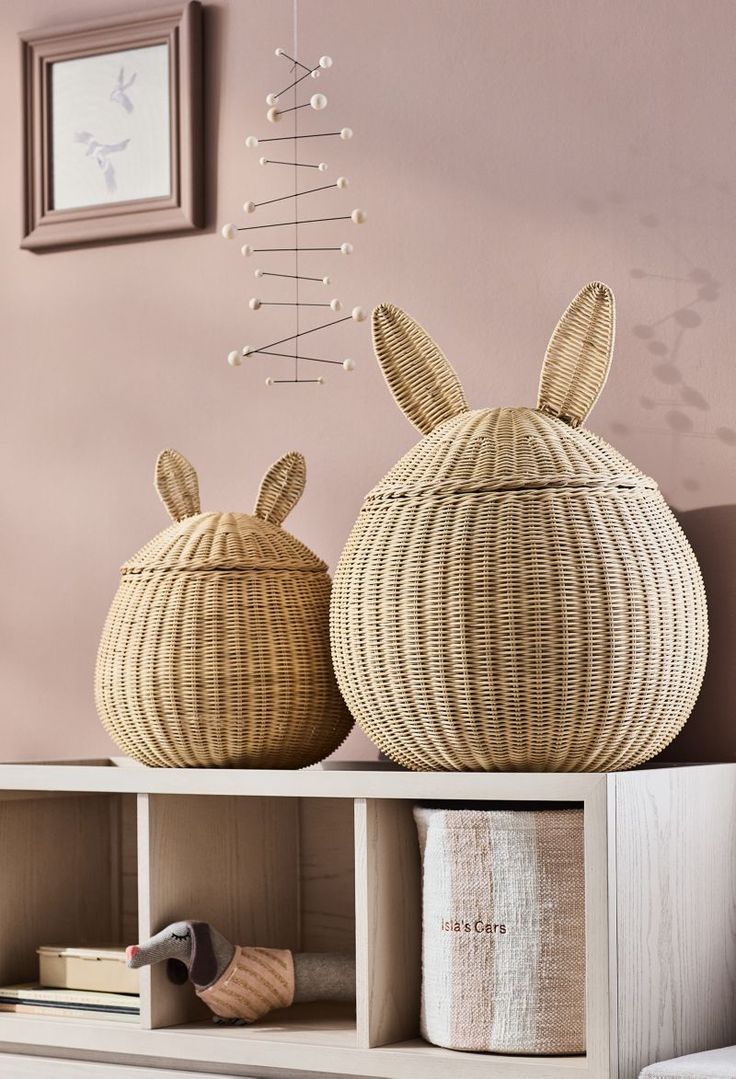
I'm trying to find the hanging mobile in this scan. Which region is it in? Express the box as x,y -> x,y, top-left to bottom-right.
221,7 -> 366,387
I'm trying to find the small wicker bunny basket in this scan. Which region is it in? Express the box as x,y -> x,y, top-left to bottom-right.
330,283 -> 708,772
96,450 -> 351,768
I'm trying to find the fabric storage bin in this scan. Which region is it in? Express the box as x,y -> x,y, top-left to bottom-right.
413,806 -> 585,1055
38,946 -> 140,994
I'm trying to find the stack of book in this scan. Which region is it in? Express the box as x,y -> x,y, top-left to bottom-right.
0,983 -> 139,1023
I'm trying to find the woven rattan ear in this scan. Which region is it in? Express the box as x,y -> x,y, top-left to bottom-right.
254,452 -> 306,525
155,450 -> 201,522
537,282 -> 615,428
372,303 -> 469,435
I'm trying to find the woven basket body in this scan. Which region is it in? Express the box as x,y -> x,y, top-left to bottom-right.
96,453 -> 351,768
414,806 -> 585,1055
331,289 -> 708,772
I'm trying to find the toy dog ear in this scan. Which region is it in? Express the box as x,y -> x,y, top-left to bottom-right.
538,282 -> 615,428
253,452 -> 306,526
372,303 -> 469,435
166,959 -> 190,985
155,449 -> 201,522
187,921 -> 218,988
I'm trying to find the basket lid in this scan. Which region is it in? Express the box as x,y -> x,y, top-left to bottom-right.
122,511 -> 326,573
123,449 -> 325,573
365,407 -> 656,503
367,285 -> 657,501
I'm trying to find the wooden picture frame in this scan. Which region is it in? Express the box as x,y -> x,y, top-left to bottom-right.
20,1 -> 203,251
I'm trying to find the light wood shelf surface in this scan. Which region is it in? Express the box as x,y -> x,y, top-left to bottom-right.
0,757 -> 611,798
0,1010 -> 588,1079
0,759 -> 733,1079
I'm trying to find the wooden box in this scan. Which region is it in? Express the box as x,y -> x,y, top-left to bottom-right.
37,945 -> 139,995
0,760 -> 733,1079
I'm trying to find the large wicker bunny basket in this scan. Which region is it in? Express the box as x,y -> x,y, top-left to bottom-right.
96,450 -> 351,768
330,283 -> 708,772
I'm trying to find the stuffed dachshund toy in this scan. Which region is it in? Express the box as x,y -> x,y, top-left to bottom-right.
126,921 -> 355,1023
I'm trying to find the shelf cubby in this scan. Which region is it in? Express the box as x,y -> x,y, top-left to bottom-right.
0,761 -> 733,1079
0,785 -> 137,992
137,792 -> 355,1031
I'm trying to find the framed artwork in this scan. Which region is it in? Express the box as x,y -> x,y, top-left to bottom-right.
20,2 -> 203,250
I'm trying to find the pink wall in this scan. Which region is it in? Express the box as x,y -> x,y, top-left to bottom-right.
2,0 -> 735,763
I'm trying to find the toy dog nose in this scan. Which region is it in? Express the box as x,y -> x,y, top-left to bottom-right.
126,945 -> 139,961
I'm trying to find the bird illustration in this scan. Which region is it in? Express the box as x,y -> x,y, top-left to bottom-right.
110,67 -> 136,112
73,131 -> 131,195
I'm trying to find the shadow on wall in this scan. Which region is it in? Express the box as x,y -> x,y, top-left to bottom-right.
607,258 -> 736,498
578,149 -> 736,502
656,504 -> 736,764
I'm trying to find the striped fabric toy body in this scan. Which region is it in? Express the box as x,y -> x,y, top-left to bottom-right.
197,946 -> 294,1021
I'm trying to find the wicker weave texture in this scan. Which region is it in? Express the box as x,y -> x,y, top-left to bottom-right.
372,303 -> 469,435
96,451 -> 351,769
330,285 -> 708,772
538,280 -> 614,427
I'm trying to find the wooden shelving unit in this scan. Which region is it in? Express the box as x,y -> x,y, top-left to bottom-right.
0,760 -> 734,1079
